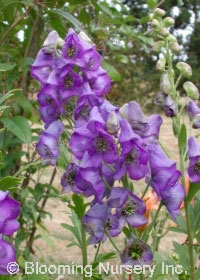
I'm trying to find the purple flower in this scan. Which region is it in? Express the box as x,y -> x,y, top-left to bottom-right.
148,144 -> 185,219
59,65 -> 83,101
163,95 -> 177,117
142,115 -> 163,145
148,144 -> 182,198
121,235 -> 153,266
188,100 -> 200,129
81,48 -> 102,72
188,136 -> 200,182
61,163 -> 80,192
0,238 -> 16,274
107,188 -> 147,231
40,105 -> 61,129
38,84 -> 63,112
0,191 -> 20,236
99,100 -> 119,122
115,120 -> 149,180
120,102 -> 149,134
154,92 -> 166,107
83,203 -> 120,245
36,120 -> 64,165
70,114 -> 117,167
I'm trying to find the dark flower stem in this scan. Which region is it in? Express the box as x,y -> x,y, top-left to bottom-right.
93,242 -> 101,263
106,231 -> 120,254
81,221 -> 88,280
141,179 -> 152,199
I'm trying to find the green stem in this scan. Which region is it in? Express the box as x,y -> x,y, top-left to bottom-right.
81,222 -> 88,280
93,242 -> 101,263
141,179 -> 152,199
106,231 -> 120,254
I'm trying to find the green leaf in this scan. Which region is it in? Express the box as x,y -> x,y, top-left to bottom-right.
48,11 -> 66,37
79,9 -> 90,25
185,181 -> 200,203
116,54 -> 129,64
178,123 -> 187,151
0,176 -> 23,191
148,0 -> 158,9
35,223 -> 55,250
0,63 -> 16,71
61,223 -> 81,246
51,9 -> 81,31
1,116 -> 32,144
72,194 -> 88,219
102,61 -> 121,82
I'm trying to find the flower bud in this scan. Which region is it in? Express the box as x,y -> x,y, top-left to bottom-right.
57,38 -> 64,48
152,41 -> 165,53
42,31 -> 59,54
160,73 -> 172,94
152,19 -> 160,27
176,62 -> 192,78
169,42 -> 181,53
183,81 -> 199,100
119,103 -> 128,119
154,8 -> 166,18
163,17 -> 175,27
156,57 -> 166,71
159,28 -> 170,37
78,31 -> 94,45
149,13 -> 154,20
106,111 -> 120,135
167,34 -> 177,43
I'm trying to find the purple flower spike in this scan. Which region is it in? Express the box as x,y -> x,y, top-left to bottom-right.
36,120 -> 64,165
163,95 -> 177,117
59,65 -> 83,101
40,105 -> 60,129
142,115 -> 163,145
38,84 -> 63,111
89,72 -> 112,96
81,48 -> 102,72
83,203 -> 119,245
0,238 -> 16,274
115,120 -> 149,180
0,191 -> 20,236
188,136 -> 200,182
107,188 -> 147,231
188,100 -> 200,129
121,235 -> 153,266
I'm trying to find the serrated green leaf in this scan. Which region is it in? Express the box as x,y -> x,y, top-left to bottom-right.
1,116 -> 32,144
0,176 -> 23,191
35,223 -> 55,250
102,61 -> 121,82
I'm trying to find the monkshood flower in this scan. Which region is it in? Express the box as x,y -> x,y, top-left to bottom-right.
107,188 -> 147,231
83,203 -> 120,245
40,105 -> 61,129
0,191 -> 20,236
163,95 -> 177,117
154,92 -> 166,107
0,238 -> 16,275
74,152 -> 105,201
31,31 -> 61,85
188,100 -> 200,129
142,115 -> 163,145
59,65 -> 83,101
148,144 -> 182,198
36,120 -> 64,165
121,235 -> 153,266
70,110 -> 117,167
115,120 -> 148,180
188,136 -> 200,182
61,163 -> 80,193
120,101 -> 149,134
148,145 -> 185,218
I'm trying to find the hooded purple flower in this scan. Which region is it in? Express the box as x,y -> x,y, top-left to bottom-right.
0,191 -> 20,236
142,115 -> 163,145
120,102 -> 149,134
81,48 -> 102,72
188,136 -> 200,182
115,120 -> 149,180
36,120 -> 64,165
83,203 -> 120,245
163,95 -> 177,117
188,100 -> 200,129
148,144 -> 185,219
154,92 -> 166,107
121,235 -> 153,266
0,238 -> 16,274
70,108 -> 117,167
148,144 -> 182,198
59,65 -> 83,101
31,31 -> 60,85
74,152 -> 105,202
107,188 -> 147,232
61,163 -> 80,192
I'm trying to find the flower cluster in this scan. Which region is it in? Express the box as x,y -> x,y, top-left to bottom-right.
32,28 -> 187,266
0,191 -> 20,274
